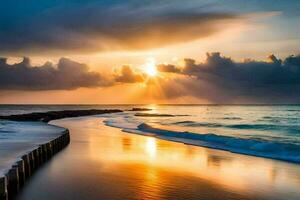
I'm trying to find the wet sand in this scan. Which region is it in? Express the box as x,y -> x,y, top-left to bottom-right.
16,116 -> 300,200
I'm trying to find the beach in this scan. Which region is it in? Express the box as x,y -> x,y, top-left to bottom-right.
2,1 -> 300,199
15,116 -> 300,200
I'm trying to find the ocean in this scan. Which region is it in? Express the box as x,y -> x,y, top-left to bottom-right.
1,105 -> 300,163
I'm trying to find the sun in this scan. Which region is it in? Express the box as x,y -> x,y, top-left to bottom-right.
146,64 -> 157,76
145,58 -> 158,77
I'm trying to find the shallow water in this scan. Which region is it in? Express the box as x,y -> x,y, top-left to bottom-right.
16,117 -> 300,200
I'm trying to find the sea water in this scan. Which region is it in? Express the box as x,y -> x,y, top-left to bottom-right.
102,105 -> 300,163
1,105 -> 300,163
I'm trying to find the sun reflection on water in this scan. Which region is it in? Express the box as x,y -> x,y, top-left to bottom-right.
81,118 -> 300,200
145,137 -> 157,158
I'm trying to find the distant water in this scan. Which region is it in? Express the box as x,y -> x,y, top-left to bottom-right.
1,105 -> 300,163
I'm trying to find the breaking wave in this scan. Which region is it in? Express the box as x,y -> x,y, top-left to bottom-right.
135,123 -> 300,163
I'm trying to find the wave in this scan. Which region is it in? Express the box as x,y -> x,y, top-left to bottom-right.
262,116 -> 300,122
133,123 -> 300,163
173,121 -> 223,128
172,120 -> 300,133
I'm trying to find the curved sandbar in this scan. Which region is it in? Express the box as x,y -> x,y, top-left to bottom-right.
0,109 -> 122,200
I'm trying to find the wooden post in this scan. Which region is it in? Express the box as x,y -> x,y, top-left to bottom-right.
46,143 -> 53,159
21,155 -> 31,179
0,176 -> 7,200
33,149 -> 40,167
13,160 -> 25,187
6,167 -> 19,198
28,152 -> 35,173
38,147 -> 43,165
40,144 -> 48,162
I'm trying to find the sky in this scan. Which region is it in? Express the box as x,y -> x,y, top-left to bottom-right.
0,0 -> 300,104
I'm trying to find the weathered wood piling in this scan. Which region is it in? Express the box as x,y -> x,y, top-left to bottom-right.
0,129 -> 70,200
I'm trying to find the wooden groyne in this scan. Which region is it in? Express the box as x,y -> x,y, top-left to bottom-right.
0,109 -> 123,200
0,129 -> 70,200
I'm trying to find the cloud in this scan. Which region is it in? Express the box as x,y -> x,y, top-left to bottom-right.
0,1 -> 238,55
0,56 -> 147,90
0,57 -> 113,90
2,51 -> 300,103
157,64 -> 181,73
157,53 -> 300,103
114,65 -> 144,83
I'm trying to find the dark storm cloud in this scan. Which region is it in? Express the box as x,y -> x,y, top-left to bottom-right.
0,1 -> 238,55
114,65 -> 144,83
158,53 -> 300,103
0,57 -> 113,90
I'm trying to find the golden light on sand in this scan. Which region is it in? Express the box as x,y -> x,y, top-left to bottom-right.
145,58 -> 158,77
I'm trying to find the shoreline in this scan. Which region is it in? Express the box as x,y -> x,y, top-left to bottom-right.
104,118 -> 300,164
1,108 -> 300,199
0,109 -> 123,200
0,129 -> 70,200
15,116 -> 300,200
